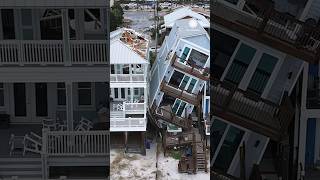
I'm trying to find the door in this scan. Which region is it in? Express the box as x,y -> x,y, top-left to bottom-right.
11,83 -> 47,123
172,99 -> 187,117
12,83 -> 30,123
112,88 -> 127,101
305,118 -> 316,168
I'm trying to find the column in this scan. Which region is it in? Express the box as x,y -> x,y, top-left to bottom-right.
62,9 -> 71,66
65,81 -> 74,131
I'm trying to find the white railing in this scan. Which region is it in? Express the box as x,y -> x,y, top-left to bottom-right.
43,130 -> 109,156
110,74 -> 145,82
0,40 -> 107,65
110,118 -> 146,128
124,102 -> 145,112
70,40 -> 107,64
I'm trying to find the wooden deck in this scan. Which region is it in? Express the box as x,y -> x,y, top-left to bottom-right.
150,103 -> 192,130
170,53 -> 210,81
211,79 -> 294,141
212,1 -> 320,64
160,80 -> 201,106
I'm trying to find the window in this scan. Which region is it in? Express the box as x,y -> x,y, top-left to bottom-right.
180,47 -> 190,63
111,65 -> 115,74
214,126 -> 245,172
211,119 -> 227,158
212,30 -> 239,79
121,88 -> 125,99
224,44 -> 256,85
114,88 -> 118,98
1,9 -> 15,39
172,99 -> 187,117
78,82 -> 92,106
179,76 -> 190,89
169,70 -> 184,88
0,83 -> 4,106
247,53 -> 278,94
134,88 -> 139,96
188,49 -> 208,68
57,83 -> 66,106
186,78 -> 197,93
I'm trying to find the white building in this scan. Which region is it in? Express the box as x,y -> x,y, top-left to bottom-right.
110,28 -> 149,154
0,1 -> 109,179
212,0 -> 320,179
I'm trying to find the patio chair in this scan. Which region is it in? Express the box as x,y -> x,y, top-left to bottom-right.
9,134 -> 24,156
75,117 -> 93,131
43,118 -> 66,131
23,132 -> 42,156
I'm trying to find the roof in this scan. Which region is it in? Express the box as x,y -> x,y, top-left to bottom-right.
164,7 -> 210,28
111,40 -> 149,64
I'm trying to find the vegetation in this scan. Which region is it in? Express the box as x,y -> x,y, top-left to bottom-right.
110,2 -> 124,31
169,150 -> 182,160
149,51 -> 157,66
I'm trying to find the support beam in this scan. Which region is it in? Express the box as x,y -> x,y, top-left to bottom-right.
62,9 -> 71,66
66,81 -> 73,131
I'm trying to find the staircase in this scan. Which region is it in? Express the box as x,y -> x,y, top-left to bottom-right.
194,140 -> 207,172
0,157 -> 42,179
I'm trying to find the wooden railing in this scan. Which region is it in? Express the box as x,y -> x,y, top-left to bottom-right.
110,74 -> 145,82
211,79 -> 294,141
43,130 -> 109,156
170,53 -> 210,81
160,80 -> 201,106
212,1 -> 320,63
151,102 -> 192,130
0,40 -> 107,65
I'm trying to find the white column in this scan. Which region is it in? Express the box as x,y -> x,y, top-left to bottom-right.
65,81 -> 73,131
297,63 -> 309,179
62,9 -> 71,66
75,9 -> 84,40
144,86 -> 147,118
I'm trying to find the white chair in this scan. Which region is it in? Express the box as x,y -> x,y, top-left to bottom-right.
23,132 -> 42,156
75,117 -> 93,131
9,134 -> 24,156
43,118 -> 66,131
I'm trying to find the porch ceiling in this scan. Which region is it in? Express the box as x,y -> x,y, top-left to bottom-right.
0,67 -> 108,82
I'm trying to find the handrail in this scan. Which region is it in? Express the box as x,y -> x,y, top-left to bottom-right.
43,130 -> 110,156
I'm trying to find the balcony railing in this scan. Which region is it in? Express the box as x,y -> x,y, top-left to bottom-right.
170,53 -> 210,81
212,1 -> 320,63
0,40 -> 107,66
211,79 -> 294,141
110,74 -> 145,83
160,80 -> 201,106
111,102 -> 145,114
110,118 -> 146,130
150,102 -> 192,130
43,130 -> 109,156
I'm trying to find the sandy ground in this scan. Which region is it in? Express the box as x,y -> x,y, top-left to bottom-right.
110,140 -> 210,180
157,150 -> 210,180
110,143 -> 157,180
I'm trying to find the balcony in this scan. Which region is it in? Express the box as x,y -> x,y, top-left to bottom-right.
211,79 -> 294,141
212,1 -> 320,63
170,53 -> 210,81
150,102 -> 192,130
110,74 -> 145,83
0,40 -> 107,66
160,80 -> 201,106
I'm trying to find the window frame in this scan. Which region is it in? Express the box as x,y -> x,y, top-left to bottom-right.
76,82 -> 95,109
